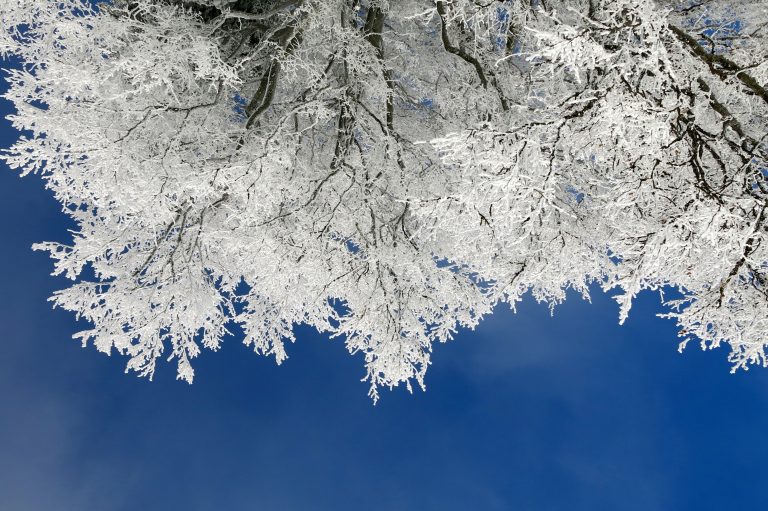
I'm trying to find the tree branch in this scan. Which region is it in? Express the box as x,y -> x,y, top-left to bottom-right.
668,24 -> 768,106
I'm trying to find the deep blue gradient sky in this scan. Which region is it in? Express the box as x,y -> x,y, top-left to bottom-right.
2,84 -> 768,511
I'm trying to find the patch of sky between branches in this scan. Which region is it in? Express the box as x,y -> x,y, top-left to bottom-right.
232,92 -> 248,122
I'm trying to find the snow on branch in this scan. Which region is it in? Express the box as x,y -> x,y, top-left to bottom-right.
1,0 -> 767,400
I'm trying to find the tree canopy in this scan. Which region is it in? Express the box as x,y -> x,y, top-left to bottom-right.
1,0 -> 766,399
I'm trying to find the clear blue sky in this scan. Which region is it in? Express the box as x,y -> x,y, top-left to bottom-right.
1,81 -> 768,511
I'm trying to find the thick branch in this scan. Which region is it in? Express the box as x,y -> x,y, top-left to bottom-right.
669,24 -> 768,106
435,1 -> 489,89
245,25 -> 303,129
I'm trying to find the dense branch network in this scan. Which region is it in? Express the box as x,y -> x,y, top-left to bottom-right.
0,0 -> 766,400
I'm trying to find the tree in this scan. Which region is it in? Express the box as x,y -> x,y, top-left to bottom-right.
1,0 -> 766,400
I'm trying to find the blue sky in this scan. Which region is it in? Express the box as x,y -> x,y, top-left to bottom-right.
2,85 -> 768,511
